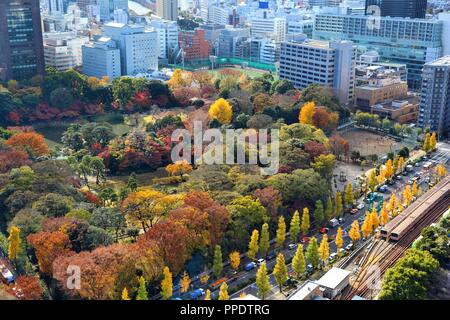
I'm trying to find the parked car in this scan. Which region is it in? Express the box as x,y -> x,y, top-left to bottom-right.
414,162 -> 420,167
301,236 -> 310,244
244,262 -> 257,271
357,202 -> 365,210
395,175 -> 402,180
306,264 -> 314,273
288,243 -> 297,250
190,288 -> 205,299
407,180 -> 413,185
338,217 -> 345,224
379,185 -> 388,193
350,208 -> 358,215
345,243 -> 353,251
256,258 -> 265,266
319,228 -> 329,234
328,252 -> 338,263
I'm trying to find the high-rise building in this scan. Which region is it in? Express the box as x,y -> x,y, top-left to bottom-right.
179,29 -> 210,61
47,0 -> 64,15
0,0 -> 45,81
103,23 -> 158,75
82,37 -> 121,80
418,56 -> 450,135
278,39 -> 356,104
76,0 -> 97,12
250,12 -> 286,42
365,0 -> 427,19
313,13 -> 443,89
43,32 -> 90,71
150,20 -> 179,61
97,0 -> 128,21
156,0 -> 178,21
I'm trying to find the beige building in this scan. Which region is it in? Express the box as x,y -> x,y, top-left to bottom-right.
355,76 -> 408,111
156,0 -> 178,21
371,99 -> 419,124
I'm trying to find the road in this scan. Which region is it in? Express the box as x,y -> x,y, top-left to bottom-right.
154,147 -> 450,300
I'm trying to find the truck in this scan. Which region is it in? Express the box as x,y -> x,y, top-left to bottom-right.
190,288 -> 205,299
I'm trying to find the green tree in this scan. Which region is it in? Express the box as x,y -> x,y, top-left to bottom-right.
313,200 -> 324,228
289,210 -> 301,243
255,262 -> 271,299
325,196 -> 333,222
368,169 -> 378,192
127,172 -> 138,191
335,191 -> 343,218
276,216 -> 286,248
259,223 -> 270,257
306,237 -> 320,270
291,244 -> 306,279
212,245 -> 223,278
136,276 -> 148,300
273,253 -> 288,293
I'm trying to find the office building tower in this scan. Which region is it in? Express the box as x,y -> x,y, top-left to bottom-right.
77,0 -> 97,12
250,13 -> 286,42
418,56 -> 450,135
313,13 -> 443,89
43,32 -> 89,71
278,39 -> 356,105
97,0 -> 128,21
47,0 -> 64,15
0,0 -> 45,81
218,27 -> 250,57
82,37 -> 121,80
150,20 -> 179,61
365,0 -> 427,19
156,0 -> 178,21
179,29 -> 210,61
103,23 -> 158,75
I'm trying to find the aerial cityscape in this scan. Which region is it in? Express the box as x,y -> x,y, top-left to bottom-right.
0,0 -> 449,307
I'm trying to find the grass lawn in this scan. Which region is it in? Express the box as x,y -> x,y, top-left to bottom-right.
206,67 -> 277,79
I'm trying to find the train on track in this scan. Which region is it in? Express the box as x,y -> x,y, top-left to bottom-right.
380,176 -> 450,241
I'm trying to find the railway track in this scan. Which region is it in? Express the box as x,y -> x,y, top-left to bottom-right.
341,178 -> 450,300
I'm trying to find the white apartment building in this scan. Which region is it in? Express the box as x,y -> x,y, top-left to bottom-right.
43,32 -> 90,71
208,6 -> 230,25
260,40 -> 280,64
156,0 -> 178,21
97,0 -> 128,21
150,20 -> 179,60
250,10 -> 286,42
103,23 -> 159,75
82,37 -> 121,80
278,39 -> 356,104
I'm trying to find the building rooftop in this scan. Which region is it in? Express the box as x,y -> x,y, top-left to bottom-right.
288,281 -> 320,300
316,267 -> 351,290
426,55 -> 450,66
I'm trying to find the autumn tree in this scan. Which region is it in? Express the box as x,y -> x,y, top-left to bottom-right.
204,289 -> 211,300
229,251 -> 240,271
299,101 -> 315,125
318,234 -> 330,266
335,227 -> 344,255
254,187 -> 282,222
180,271 -> 191,293
208,98 -> 233,124
248,229 -> 259,260
380,204 -> 389,226
397,157 -> 405,173
430,132 -> 437,150
289,210 -> 301,243
136,276 -> 148,300
6,132 -> 50,157
412,181 -> 418,197
385,159 -> 394,180
361,213 -> 372,239
12,276 -> 44,300
273,253 -> 288,292
276,216 -> 286,248
423,133 -> 431,153
121,288 -> 130,300
213,245 -> 223,278
259,223 -> 270,257
436,164 -> 447,180
8,226 -> 21,261
161,266 -> 173,300
344,183 -> 354,208
371,207 -> 380,231
218,282 -> 229,300
349,220 -> 360,244
256,262 -> 271,300
306,237 -> 320,270
301,208 -> 310,236
329,134 -> 350,161
27,231 -> 71,276
368,169 -> 378,192
292,245 -> 305,279
403,185 -> 413,206
165,160 -> 193,178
